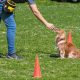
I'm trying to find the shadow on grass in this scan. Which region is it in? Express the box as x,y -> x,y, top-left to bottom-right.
50,54 -> 60,58
0,53 -> 5,58
33,50 -> 60,58
34,50 -> 60,58
16,49 -> 60,58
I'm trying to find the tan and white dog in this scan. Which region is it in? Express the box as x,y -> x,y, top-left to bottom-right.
55,29 -> 80,58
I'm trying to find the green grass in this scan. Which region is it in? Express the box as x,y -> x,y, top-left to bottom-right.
0,0 -> 80,80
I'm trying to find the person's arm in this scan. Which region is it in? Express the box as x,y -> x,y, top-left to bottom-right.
29,4 -> 53,29
27,0 -> 59,32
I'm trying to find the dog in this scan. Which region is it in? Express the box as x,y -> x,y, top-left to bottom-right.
65,43 -> 80,58
55,29 -> 80,58
56,29 -> 66,58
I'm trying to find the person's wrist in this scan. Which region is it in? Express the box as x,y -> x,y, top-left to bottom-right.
44,21 -> 49,26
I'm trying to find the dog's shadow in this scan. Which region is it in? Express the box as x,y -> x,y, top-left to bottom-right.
50,53 -> 60,58
31,50 -> 60,58
34,50 -> 60,58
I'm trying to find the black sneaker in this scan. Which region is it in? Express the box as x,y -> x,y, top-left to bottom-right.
7,53 -> 21,60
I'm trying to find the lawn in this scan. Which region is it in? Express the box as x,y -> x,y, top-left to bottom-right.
0,0 -> 80,80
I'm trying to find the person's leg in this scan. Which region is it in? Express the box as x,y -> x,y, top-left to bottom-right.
1,11 -> 16,55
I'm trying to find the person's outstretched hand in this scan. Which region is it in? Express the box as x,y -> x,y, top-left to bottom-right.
45,23 -> 60,33
45,23 -> 55,30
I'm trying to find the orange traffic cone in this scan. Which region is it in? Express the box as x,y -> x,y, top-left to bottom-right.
33,54 -> 42,78
67,32 -> 73,43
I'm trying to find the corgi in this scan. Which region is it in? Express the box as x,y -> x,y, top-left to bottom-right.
55,29 -> 80,58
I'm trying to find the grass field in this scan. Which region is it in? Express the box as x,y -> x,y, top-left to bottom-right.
0,0 -> 80,80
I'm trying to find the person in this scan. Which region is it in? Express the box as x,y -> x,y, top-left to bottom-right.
0,0 -> 59,59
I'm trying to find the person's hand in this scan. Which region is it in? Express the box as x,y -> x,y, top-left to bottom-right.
45,23 -> 55,30
45,23 -> 60,33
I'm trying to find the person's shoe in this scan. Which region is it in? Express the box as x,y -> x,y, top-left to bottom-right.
7,53 -> 21,60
